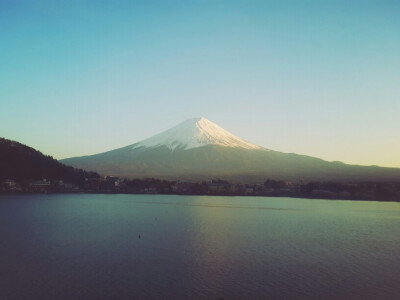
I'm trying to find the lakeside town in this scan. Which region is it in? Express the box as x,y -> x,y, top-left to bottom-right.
2,176 -> 400,202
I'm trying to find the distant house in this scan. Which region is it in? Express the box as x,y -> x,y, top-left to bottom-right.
105,176 -> 119,183
175,181 -> 195,193
245,187 -> 254,194
62,183 -> 80,192
3,179 -> 17,188
105,176 -> 120,191
262,187 -> 274,194
83,176 -> 120,192
85,178 -> 104,191
142,187 -> 157,194
207,180 -> 239,194
28,179 -> 51,193
1,179 -> 22,192
207,182 -> 230,193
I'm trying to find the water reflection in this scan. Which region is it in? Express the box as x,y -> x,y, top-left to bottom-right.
0,194 -> 400,300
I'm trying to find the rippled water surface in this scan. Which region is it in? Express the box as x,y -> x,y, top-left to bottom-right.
1,194 -> 400,299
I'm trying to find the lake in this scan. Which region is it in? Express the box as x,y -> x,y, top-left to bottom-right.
1,194 -> 400,299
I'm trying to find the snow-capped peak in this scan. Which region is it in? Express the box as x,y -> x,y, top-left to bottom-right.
132,117 -> 263,151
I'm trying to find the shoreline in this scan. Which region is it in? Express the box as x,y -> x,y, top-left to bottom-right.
1,191 -> 399,203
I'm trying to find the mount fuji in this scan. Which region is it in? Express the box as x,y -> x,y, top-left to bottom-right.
61,118 -> 400,182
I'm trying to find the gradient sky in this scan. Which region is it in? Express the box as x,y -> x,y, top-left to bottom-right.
1,0 -> 399,167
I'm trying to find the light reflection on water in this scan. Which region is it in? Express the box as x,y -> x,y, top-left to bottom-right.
1,194 -> 400,299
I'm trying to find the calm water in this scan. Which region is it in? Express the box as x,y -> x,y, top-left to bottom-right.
1,194 -> 400,300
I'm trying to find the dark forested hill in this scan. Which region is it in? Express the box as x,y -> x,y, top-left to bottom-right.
0,138 -> 99,184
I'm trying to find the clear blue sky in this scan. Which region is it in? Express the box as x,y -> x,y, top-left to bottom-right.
1,0 -> 399,167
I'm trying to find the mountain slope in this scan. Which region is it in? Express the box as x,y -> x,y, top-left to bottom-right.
133,117 -> 261,150
0,138 -> 99,184
61,118 -> 400,182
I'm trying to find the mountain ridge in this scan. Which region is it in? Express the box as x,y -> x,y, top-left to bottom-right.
61,118 -> 400,183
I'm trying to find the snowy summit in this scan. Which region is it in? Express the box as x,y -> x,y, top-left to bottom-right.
132,117 -> 263,151
62,117 -> 400,183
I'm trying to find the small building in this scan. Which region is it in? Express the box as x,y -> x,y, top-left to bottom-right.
207,182 -> 230,193
28,179 -> 51,193
62,183 -> 81,192
175,181 -> 195,193
245,187 -> 254,194
1,179 -> 22,192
